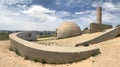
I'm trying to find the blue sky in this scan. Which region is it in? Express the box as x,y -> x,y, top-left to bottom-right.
0,0 -> 120,31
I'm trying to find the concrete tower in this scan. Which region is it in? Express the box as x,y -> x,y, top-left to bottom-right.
96,7 -> 102,24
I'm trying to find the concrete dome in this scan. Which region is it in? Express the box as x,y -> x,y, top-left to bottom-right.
56,22 -> 81,39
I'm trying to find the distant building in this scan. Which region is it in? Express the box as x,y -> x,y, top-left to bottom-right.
36,31 -> 55,37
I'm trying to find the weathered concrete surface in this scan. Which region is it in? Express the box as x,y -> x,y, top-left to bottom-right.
76,27 -> 120,47
96,7 -> 102,24
17,32 -> 36,41
56,22 -> 81,39
90,23 -> 112,33
9,32 -> 100,64
89,7 -> 112,33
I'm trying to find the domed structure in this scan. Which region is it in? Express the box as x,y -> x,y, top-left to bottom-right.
56,22 -> 81,39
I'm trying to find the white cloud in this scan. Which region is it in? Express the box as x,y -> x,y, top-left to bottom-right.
66,0 -> 74,7
23,5 -> 56,14
75,12 -> 86,15
92,2 -> 120,11
0,0 -> 120,31
55,11 -> 71,17
101,2 -> 120,26
75,10 -> 95,15
0,0 -> 32,5
102,2 -> 120,11
74,1 -> 120,29
23,5 -> 57,22
0,4 -> 63,31
72,10 -> 96,29
92,2 -> 120,26
102,11 -> 120,26
0,9 -> 60,31
55,0 -> 61,6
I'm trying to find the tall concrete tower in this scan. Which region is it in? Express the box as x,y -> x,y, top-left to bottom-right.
96,7 -> 102,24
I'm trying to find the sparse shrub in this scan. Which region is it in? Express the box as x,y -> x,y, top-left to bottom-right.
34,59 -> 39,62
24,56 -> 29,60
41,59 -> 47,64
82,57 -> 87,60
91,54 -> 96,56
9,47 -> 13,51
82,27 -> 90,34
15,49 -> 20,56
68,61 -> 73,64
92,60 -> 95,63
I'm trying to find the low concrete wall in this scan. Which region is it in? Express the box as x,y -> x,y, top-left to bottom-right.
9,32 -> 100,64
76,27 -> 120,47
17,32 -> 36,41
90,23 -> 112,33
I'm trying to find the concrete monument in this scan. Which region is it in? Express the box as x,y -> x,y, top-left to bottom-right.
90,7 -> 112,33
56,22 -> 81,39
96,7 -> 102,24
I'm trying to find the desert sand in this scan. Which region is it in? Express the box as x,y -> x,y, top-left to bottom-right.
36,32 -> 104,47
0,32 -> 120,67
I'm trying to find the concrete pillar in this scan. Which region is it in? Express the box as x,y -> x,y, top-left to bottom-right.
96,7 -> 102,24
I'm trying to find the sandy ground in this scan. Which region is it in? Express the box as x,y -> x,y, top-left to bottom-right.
36,29 -> 115,47
36,32 -> 104,47
93,37 -> 120,67
0,36 -> 120,67
0,29 -> 120,67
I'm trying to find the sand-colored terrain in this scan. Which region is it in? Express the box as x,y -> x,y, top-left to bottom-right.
0,34 -> 120,67
36,29 -> 116,47
93,37 -> 120,67
0,41 -> 93,67
36,32 -> 104,47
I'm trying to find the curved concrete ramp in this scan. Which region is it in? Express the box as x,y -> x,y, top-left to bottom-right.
9,32 -> 100,64
76,27 -> 120,47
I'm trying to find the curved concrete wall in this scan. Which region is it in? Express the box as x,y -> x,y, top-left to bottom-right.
9,32 -> 100,64
17,32 -> 36,41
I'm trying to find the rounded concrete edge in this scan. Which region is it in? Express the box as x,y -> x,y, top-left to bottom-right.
9,32 -> 100,64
